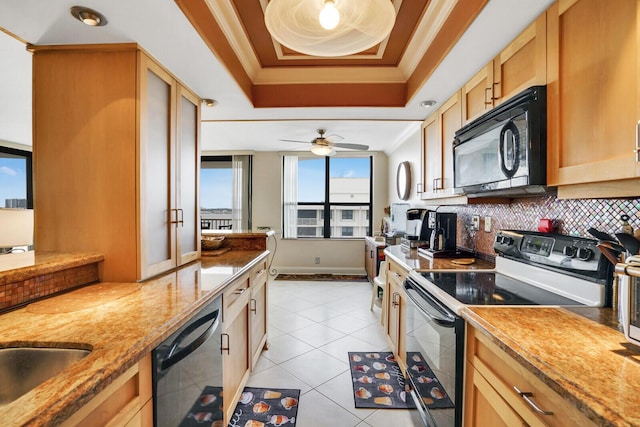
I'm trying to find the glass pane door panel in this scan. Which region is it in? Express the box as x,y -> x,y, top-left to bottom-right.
145,69 -> 171,265
179,95 -> 197,254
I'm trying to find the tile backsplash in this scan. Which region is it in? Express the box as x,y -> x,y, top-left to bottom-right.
441,195 -> 640,256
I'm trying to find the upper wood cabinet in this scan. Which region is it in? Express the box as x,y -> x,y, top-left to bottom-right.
32,44 -> 200,282
547,0 -> 640,197
420,91 -> 465,202
462,13 -> 547,125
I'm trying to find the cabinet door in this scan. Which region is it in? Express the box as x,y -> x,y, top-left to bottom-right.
420,113 -> 441,196
223,295 -> 250,424
387,285 -> 401,354
464,363 -> 527,427
462,64 -> 494,124
139,55 -> 177,279
547,0 -> 640,186
250,270 -> 268,369
493,12 -> 546,105
176,86 -> 201,265
440,92 -> 462,195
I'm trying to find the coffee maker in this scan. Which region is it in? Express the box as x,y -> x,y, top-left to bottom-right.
401,209 -> 430,250
424,211 -> 458,256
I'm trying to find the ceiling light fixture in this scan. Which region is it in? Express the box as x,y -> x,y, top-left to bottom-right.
420,100 -> 437,108
203,99 -> 217,107
70,6 -> 107,27
310,145 -> 336,156
264,0 -> 396,57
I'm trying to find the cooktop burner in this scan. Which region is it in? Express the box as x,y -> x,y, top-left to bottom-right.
420,271 -> 584,306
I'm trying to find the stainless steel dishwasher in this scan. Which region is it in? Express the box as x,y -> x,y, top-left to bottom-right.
152,296 -> 223,427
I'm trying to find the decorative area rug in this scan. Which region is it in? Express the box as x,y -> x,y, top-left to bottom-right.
348,352 -> 454,410
275,273 -> 368,282
228,387 -> 300,427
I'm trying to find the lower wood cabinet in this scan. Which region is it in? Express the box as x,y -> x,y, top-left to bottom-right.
464,325 -> 595,427
250,259 -> 269,370
62,354 -> 152,427
383,258 -> 409,372
364,237 -> 386,283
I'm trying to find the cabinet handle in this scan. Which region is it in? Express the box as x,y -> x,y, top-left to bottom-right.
635,120 -> 640,162
257,268 -> 266,276
221,333 -> 230,355
392,292 -> 400,307
177,208 -> 184,227
484,87 -> 493,106
513,386 -> 553,416
234,287 -> 247,295
250,298 -> 257,314
417,183 -> 423,194
491,81 -> 500,100
169,208 -> 179,225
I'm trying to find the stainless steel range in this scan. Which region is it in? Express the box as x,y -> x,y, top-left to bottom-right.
403,230 -> 614,427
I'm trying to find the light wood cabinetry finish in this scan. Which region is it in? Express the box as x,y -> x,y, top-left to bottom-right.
465,325 -> 595,427
62,355 -> 152,427
462,13 -> 547,125
547,0 -> 640,196
419,92 -> 466,203
222,259 -> 270,424
384,258 -> 409,372
32,44 -> 200,282
364,237 -> 386,283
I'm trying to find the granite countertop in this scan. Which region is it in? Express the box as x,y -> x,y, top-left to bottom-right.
464,306 -> 640,427
364,236 -> 387,247
0,250 -> 268,427
0,251 -> 104,284
384,244 -> 495,271
201,229 -> 276,239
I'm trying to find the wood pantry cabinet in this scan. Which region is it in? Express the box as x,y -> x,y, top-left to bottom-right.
383,258 -> 409,372
364,237 -> 386,283
249,258 -> 269,370
462,13 -> 547,125
464,325 -> 595,427
547,0 -> 640,197
31,44 -> 200,282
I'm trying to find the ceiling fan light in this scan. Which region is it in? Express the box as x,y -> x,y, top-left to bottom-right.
311,144 -> 335,156
264,0 -> 396,57
319,1 -> 340,30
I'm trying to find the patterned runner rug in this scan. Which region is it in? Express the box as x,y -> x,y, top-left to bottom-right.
228,387 -> 300,427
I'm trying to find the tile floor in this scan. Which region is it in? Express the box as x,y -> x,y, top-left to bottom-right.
246,279 -> 423,427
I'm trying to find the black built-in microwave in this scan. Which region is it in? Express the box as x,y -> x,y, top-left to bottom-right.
453,86 -> 547,198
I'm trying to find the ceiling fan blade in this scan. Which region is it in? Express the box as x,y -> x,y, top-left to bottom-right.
324,134 -> 344,143
279,139 -> 311,144
329,142 -> 369,150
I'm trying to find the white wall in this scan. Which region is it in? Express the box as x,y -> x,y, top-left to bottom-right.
387,128 -> 426,206
252,151 -> 388,275
0,32 -> 31,148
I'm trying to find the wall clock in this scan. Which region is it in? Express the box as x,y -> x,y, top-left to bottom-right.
396,161 -> 411,200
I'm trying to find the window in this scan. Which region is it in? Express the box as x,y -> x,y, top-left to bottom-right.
201,155 -> 251,230
283,155 -> 372,238
0,146 -> 32,209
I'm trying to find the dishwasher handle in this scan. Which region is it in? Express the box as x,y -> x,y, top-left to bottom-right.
404,278 -> 456,327
161,309 -> 220,371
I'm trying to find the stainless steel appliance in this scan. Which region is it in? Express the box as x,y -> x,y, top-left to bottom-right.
153,296 -> 223,427
424,212 -> 457,255
617,255 -> 640,348
453,86 -> 547,198
404,230 -> 613,427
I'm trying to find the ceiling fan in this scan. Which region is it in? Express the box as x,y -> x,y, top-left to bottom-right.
280,128 -> 369,156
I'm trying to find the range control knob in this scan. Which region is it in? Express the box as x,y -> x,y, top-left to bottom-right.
577,248 -> 593,261
562,246 -> 577,257
498,235 -> 513,245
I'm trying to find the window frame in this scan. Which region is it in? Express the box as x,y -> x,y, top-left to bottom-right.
293,155 -> 373,239
0,145 -> 33,209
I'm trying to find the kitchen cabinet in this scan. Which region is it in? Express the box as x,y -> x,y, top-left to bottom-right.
419,91 -> 466,202
464,325 -> 595,427
384,258 -> 409,372
364,237 -> 386,283
249,258 -> 269,370
547,0 -> 640,197
462,13 -> 547,125
32,44 -> 200,282
62,355 -> 152,427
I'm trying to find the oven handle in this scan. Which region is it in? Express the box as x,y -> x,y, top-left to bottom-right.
161,309 -> 220,371
404,278 -> 456,327
407,372 -> 438,427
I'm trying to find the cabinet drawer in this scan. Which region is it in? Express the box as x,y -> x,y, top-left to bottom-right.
467,327 -> 595,427
251,259 -> 268,285
388,260 -> 409,286
223,274 -> 250,320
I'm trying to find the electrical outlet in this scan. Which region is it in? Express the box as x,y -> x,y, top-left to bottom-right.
484,216 -> 492,232
314,257 -> 320,264
471,215 -> 480,231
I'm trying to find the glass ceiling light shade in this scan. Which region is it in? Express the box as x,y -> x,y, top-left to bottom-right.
264,0 -> 396,57
310,144 -> 336,156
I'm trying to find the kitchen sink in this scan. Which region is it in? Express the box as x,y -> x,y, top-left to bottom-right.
0,347 -> 91,407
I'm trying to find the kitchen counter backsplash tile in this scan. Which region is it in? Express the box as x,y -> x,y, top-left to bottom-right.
437,195 -> 640,256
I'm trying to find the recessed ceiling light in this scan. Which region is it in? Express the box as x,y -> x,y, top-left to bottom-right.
420,100 -> 437,109
203,99 -> 217,108
70,6 -> 107,27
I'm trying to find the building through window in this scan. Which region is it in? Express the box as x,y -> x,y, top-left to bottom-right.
0,146 -> 32,209
283,155 -> 372,238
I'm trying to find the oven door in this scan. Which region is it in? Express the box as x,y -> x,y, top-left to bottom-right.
404,278 -> 464,427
